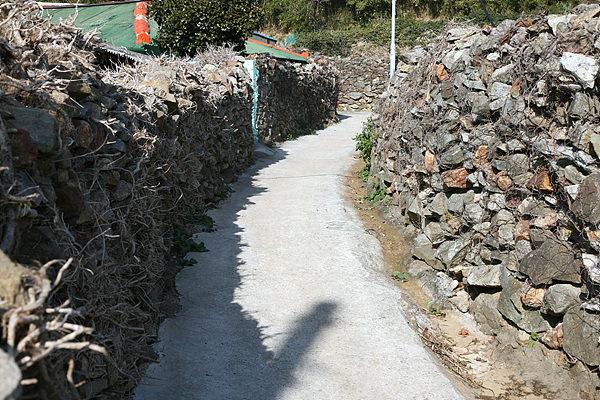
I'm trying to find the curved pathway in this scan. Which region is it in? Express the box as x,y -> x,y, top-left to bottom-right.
135,112 -> 465,400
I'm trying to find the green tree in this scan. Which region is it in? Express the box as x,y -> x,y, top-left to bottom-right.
150,0 -> 263,56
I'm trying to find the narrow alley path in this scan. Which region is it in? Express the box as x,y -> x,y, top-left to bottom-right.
134,112 -> 465,400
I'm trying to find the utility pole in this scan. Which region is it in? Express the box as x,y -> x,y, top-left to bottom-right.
390,0 -> 396,79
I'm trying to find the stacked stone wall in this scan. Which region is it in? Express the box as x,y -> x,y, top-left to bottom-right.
255,55 -> 339,144
372,4 -> 600,376
0,3 -> 338,398
317,42 -> 390,111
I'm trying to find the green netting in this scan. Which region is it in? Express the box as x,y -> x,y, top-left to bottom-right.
42,3 -> 158,53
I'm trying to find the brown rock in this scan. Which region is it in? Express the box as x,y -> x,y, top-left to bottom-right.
472,145 -> 488,169
10,127 -> 38,167
521,283 -> 545,309
73,120 -> 94,149
496,171 -> 513,190
540,323 -> 563,349
436,64 -> 450,81
424,150 -> 436,172
526,168 -> 553,191
442,167 -> 469,188
510,77 -> 523,96
515,220 -> 531,242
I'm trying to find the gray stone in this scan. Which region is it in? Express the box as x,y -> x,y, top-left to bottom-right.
518,240 -> 582,285
449,290 -> 471,313
464,203 -> 484,224
563,307 -> 600,366
407,259 -> 431,278
423,222 -> 445,245
491,63 -> 514,84
572,173 -> 600,224
498,224 -> 515,246
498,268 -> 551,332
518,198 -> 553,218
487,193 -> 506,211
583,253 -> 600,284
447,193 -> 464,213
473,221 -> 491,235
467,264 -> 502,287
433,272 -> 459,307
431,173 -> 444,192
1,104 -> 57,153
439,144 -> 464,169
507,139 -> 526,152
548,14 -> 574,35
469,92 -> 491,121
491,159 -> 506,171
435,238 -> 471,267
561,52 -> 599,89
348,92 -> 363,101
504,252 -> 520,272
399,46 -> 427,65
568,92 -> 593,119
494,209 -> 515,225
490,82 -> 512,101
569,124 -> 594,152
471,292 -> 504,334
564,165 -> 585,184
541,284 -> 581,315
442,49 -> 469,71
591,134 -> 600,157
514,240 -> 532,262
529,228 -> 553,248
506,153 -> 529,177
447,27 -> 477,42
465,79 -> 486,91
412,233 -> 438,268
424,193 -> 448,217
113,180 -> 133,202
0,349 -> 20,400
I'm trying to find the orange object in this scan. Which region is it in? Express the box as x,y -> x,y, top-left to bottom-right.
134,2 -> 150,45
459,329 -> 468,336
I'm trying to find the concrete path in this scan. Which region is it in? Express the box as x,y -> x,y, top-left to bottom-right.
135,112 -> 465,400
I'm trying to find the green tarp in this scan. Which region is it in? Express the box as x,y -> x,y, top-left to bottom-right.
42,3 -> 158,54
244,39 -> 307,62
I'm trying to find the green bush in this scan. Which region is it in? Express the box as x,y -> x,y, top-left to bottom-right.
149,0 -> 263,56
296,17 -> 445,56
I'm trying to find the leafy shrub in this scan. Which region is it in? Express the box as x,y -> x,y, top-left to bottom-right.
149,0 -> 263,56
354,118 -> 376,181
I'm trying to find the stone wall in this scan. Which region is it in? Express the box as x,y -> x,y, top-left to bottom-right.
372,5 -> 600,375
0,3 -> 338,398
255,55 -> 339,144
317,42 -> 389,111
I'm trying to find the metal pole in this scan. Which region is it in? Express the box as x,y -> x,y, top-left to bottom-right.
478,0 -> 495,27
390,0 -> 396,79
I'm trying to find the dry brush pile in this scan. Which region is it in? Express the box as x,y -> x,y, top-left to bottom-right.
372,3 -> 600,392
0,1 -> 256,399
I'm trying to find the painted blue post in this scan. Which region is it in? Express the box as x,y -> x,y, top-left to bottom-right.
243,60 -> 259,144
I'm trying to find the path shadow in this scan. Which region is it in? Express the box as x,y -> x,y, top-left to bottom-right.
135,144 -> 339,400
